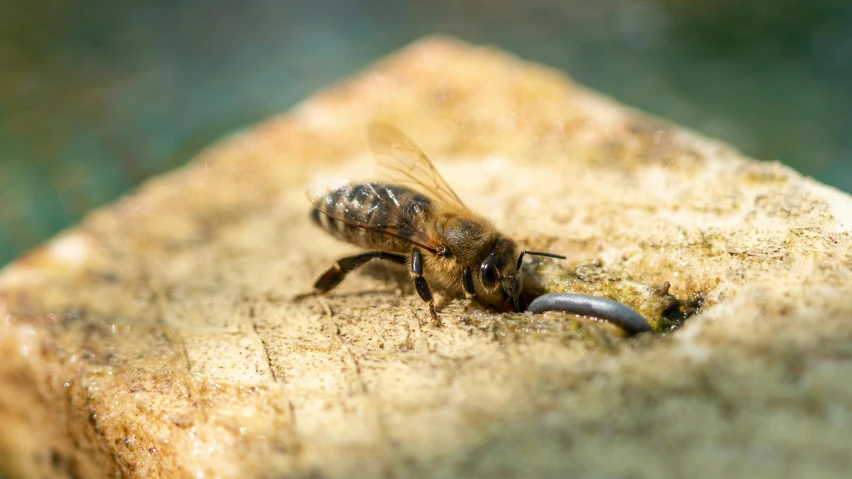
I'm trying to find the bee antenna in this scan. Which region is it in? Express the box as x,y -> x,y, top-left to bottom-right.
516,250 -> 567,270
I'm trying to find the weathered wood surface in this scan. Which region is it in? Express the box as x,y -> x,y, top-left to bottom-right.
2,36 -> 852,479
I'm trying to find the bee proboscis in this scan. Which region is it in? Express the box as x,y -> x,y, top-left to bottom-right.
299,122 -> 564,320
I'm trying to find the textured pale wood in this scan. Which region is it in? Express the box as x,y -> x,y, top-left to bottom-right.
2,36 -> 852,479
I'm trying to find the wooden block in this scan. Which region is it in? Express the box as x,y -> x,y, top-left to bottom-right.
2,36 -> 852,479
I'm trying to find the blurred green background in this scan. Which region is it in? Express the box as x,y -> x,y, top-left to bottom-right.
1,0 -> 850,267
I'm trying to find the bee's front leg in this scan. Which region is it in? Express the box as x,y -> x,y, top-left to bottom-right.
410,248 -> 438,322
462,266 -> 476,299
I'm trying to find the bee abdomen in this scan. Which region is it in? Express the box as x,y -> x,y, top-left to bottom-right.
310,183 -> 432,253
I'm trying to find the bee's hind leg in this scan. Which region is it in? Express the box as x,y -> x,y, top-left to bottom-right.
410,249 -> 438,322
296,251 -> 407,299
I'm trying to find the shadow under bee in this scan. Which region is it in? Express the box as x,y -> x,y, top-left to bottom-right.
358,261 -> 414,295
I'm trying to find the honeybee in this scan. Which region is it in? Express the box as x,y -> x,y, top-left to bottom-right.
301,122 -> 564,319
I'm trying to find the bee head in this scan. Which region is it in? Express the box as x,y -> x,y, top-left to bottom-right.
479,239 -> 567,313
478,238 -> 523,312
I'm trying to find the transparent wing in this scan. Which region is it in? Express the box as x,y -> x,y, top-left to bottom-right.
367,121 -> 466,208
307,181 -> 440,254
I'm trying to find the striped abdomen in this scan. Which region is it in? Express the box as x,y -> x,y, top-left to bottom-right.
310,183 -> 435,253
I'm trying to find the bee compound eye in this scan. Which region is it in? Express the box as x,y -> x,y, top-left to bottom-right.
480,259 -> 499,289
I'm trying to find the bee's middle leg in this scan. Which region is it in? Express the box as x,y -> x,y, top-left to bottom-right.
410,248 -> 438,321
304,251 -> 407,297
